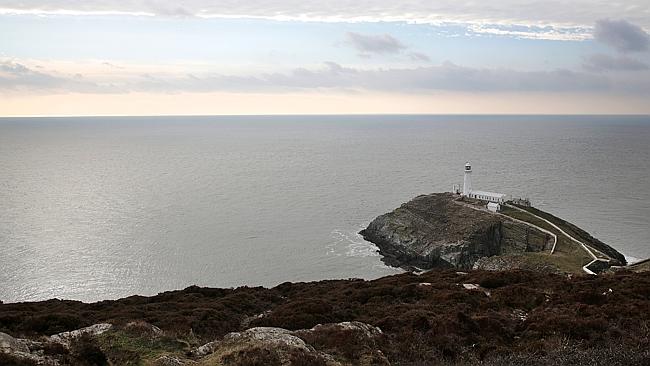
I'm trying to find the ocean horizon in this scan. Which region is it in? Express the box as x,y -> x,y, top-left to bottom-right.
1,114 -> 649,303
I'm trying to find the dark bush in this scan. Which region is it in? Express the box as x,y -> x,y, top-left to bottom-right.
21,313 -> 86,335
70,334 -> 108,366
287,349 -> 328,366
1,270 -> 649,365
0,353 -> 37,366
221,346 -> 282,366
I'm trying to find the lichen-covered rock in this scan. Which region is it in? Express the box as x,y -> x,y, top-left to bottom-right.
124,320 -> 163,338
0,332 -> 60,365
0,332 -> 29,354
473,255 -> 562,273
152,355 -> 197,366
360,193 -> 550,270
49,323 -> 112,345
302,321 -> 382,340
192,322 -> 386,365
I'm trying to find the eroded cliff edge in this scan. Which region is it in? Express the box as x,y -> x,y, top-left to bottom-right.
360,193 -> 626,273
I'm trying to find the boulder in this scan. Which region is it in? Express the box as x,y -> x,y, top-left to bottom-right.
124,321 -> 163,338
223,327 -> 313,351
192,322 -> 385,365
0,332 -> 29,354
152,355 -> 197,366
49,323 -> 112,345
0,332 -> 59,365
303,321 -> 382,339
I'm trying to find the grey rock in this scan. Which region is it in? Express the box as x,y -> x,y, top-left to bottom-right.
152,355 -> 196,366
0,332 -> 29,353
49,323 -> 112,345
360,193 -> 551,270
0,332 -> 59,365
191,340 -> 220,358
306,321 -> 383,339
223,327 -> 313,352
124,321 -> 163,338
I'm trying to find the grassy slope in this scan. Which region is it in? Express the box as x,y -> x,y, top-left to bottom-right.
513,205 -> 626,264
500,206 -> 593,273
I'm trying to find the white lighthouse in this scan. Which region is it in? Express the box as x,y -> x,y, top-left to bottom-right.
463,162 -> 472,196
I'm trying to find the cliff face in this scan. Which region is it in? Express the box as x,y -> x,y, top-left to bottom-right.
359,193 -> 551,270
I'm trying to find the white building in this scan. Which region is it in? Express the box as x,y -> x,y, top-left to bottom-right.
487,202 -> 501,212
460,162 -> 511,203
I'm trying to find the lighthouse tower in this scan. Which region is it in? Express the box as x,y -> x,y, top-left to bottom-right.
463,162 -> 472,196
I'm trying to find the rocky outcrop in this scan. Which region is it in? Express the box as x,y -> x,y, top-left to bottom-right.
360,193 -> 551,270
194,322 -> 387,366
473,254 -> 562,273
0,332 -> 29,354
49,323 -> 112,346
1,331 -> 59,365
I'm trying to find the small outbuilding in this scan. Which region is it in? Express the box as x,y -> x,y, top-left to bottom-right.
487,202 -> 501,212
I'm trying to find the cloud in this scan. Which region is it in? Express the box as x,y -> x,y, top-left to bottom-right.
594,19 -> 650,53
0,60 -> 113,93
346,32 -> 407,56
1,1 -> 649,41
409,52 -> 431,62
4,59 -> 649,96
345,32 -> 430,61
583,54 -> 649,72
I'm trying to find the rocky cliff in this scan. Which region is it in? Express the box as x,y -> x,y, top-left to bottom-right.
360,193 -> 560,270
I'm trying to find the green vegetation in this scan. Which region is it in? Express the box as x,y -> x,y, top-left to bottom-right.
511,204 -> 626,264
96,330 -> 189,365
500,206 -> 593,273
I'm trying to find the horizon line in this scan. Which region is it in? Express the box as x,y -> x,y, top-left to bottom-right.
2,113 -> 650,119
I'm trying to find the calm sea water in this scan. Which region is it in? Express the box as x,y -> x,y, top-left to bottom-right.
1,115 -> 649,303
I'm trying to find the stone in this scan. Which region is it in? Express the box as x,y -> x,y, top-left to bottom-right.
0,332 -> 59,365
192,322 -> 383,365
191,340 -> 220,358
223,327 -> 313,352
124,321 -> 163,338
462,283 -> 491,297
152,355 -> 196,366
307,321 -> 383,339
0,332 -> 29,353
49,323 -> 113,345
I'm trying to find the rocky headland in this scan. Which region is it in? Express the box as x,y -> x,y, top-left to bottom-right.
360,193 -> 627,274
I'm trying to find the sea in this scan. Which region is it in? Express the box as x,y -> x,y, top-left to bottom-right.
1,115 -> 649,303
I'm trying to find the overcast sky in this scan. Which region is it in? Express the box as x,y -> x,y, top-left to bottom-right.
1,1 -> 649,115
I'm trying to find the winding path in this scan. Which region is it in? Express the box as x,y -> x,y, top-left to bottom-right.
453,200 -> 558,254
503,204 -> 605,275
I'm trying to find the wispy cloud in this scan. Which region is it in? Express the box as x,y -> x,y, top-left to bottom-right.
344,32 -> 430,61
594,19 -> 650,53
408,52 -> 431,62
1,1 -> 649,41
3,59 -> 649,96
583,54 -> 649,72
346,32 -> 407,56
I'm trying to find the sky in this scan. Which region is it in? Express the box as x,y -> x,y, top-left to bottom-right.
1,1 -> 649,116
